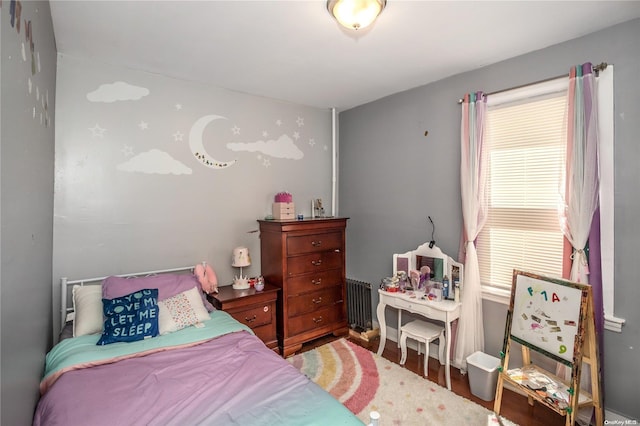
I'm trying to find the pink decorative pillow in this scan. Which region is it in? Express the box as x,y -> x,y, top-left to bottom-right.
102,273 -> 214,312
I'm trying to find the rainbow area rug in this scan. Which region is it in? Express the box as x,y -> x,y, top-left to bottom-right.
288,338 -> 515,425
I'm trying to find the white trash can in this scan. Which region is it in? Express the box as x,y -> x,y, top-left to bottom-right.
466,351 -> 501,401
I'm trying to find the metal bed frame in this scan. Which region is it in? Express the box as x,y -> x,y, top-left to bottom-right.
59,264 -> 201,334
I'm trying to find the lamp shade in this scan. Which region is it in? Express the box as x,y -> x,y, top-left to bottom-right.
231,247 -> 251,267
327,0 -> 386,31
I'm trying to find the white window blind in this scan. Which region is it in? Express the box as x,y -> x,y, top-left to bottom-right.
477,88 -> 567,291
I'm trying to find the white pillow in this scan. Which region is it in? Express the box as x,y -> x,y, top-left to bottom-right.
158,286 -> 210,335
72,285 -> 103,337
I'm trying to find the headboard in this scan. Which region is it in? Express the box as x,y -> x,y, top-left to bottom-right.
59,264 -> 200,335
392,242 -> 464,289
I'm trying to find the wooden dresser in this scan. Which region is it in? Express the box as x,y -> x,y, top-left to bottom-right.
208,284 -> 279,353
258,217 -> 349,357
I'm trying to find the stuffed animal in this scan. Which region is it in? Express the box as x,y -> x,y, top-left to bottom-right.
195,263 -> 218,294
419,265 -> 431,290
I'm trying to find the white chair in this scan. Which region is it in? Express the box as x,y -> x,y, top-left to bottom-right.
399,319 -> 445,377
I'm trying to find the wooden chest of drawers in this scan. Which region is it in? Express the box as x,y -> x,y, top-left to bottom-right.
208,283 -> 279,353
258,218 -> 349,357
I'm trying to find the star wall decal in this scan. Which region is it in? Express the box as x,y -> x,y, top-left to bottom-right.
309,138 -> 316,147
173,131 -> 184,142
175,104 -> 183,110
89,123 -> 106,138
293,131 -> 300,140
231,125 -> 240,135
138,120 -> 148,130
296,117 -> 304,127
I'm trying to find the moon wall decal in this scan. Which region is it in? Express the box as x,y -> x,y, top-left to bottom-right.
189,114 -> 237,169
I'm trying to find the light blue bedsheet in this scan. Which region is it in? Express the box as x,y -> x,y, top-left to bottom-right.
43,310 -> 251,383
37,310 -> 363,426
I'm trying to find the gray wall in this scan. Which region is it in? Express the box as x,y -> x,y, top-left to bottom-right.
339,19 -> 640,419
1,1 -> 57,424
53,54 -> 334,335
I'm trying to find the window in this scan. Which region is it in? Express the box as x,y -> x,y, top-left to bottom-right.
477,79 -> 568,293
475,70 -> 622,332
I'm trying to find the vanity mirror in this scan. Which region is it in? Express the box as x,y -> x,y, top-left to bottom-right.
392,242 -> 464,299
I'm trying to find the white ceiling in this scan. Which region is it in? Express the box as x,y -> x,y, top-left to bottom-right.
50,1 -> 640,111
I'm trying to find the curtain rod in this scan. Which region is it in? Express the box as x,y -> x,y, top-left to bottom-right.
457,62 -> 609,104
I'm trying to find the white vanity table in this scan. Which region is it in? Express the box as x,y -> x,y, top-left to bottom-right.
376,290 -> 460,390
376,243 -> 464,391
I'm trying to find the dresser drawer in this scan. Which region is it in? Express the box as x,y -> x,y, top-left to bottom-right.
287,304 -> 345,336
287,286 -> 343,317
287,269 -> 342,294
287,251 -> 342,276
228,303 -> 274,329
252,322 -> 276,346
287,231 -> 343,256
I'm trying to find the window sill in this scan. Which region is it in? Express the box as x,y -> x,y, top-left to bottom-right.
481,285 -> 511,305
604,314 -> 625,333
481,286 -> 626,333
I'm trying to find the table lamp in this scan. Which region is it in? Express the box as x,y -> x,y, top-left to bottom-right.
232,247 -> 251,289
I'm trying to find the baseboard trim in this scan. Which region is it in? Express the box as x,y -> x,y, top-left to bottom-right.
604,409 -> 635,423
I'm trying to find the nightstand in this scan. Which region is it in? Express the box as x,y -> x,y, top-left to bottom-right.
208,284 -> 279,353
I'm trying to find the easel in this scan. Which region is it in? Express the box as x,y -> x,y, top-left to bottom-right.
494,270 -> 603,426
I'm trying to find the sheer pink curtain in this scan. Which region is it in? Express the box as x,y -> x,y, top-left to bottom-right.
560,62 -> 604,349
560,63 -> 600,285
558,62 -> 603,424
454,92 -> 487,369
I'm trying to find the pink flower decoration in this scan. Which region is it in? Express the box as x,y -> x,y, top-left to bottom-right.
274,192 -> 293,202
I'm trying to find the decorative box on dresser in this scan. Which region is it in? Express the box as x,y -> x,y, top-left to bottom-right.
258,217 -> 349,357
208,283 -> 279,353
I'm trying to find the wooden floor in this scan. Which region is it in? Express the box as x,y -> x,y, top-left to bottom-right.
301,334 -> 566,426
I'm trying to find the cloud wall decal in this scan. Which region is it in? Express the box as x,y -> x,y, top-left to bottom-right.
117,149 -> 192,175
226,134 -> 303,160
87,81 -> 150,103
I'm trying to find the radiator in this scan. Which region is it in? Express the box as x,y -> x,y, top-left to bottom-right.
346,278 -> 372,332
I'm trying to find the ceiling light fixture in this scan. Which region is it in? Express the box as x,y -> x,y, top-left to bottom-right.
327,0 -> 386,31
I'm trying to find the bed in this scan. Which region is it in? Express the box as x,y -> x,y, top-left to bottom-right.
34,266 -> 363,426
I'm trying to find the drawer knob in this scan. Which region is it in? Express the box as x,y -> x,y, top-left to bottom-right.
245,315 -> 257,323
311,240 -> 322,247
311,259 -> 323,266
313,316 -> 323,324
312,278 -> 322,285
312,297 -> 323,304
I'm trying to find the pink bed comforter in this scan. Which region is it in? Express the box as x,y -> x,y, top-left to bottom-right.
33,331 -> 362,426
